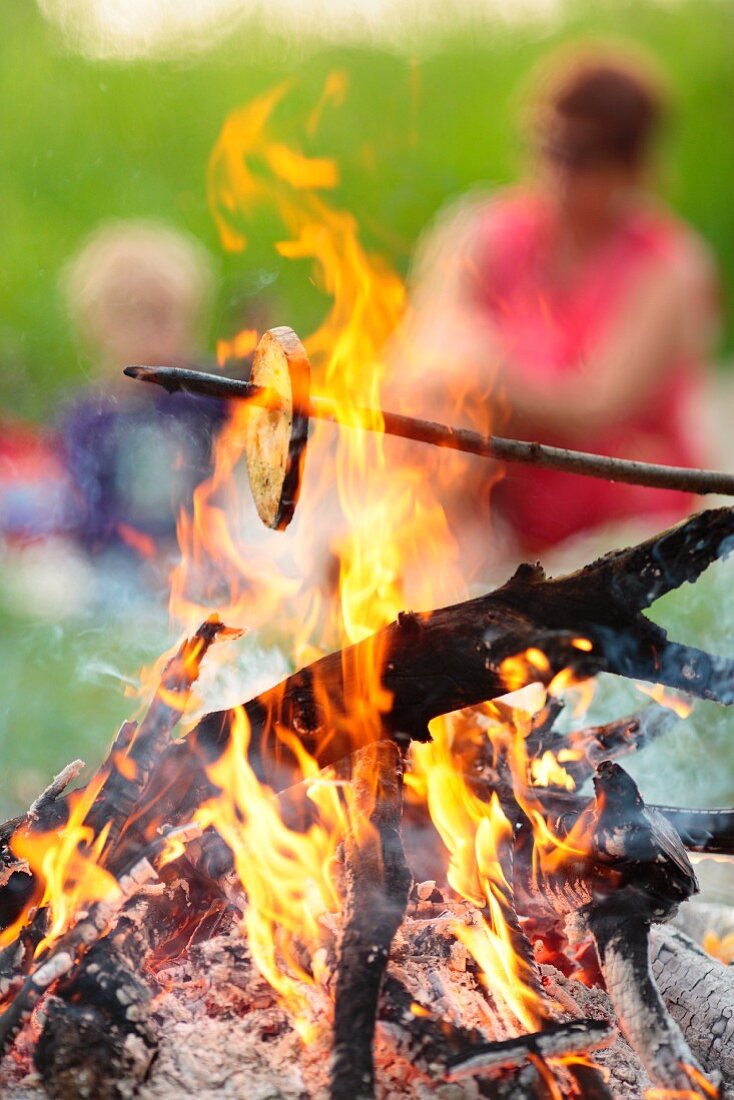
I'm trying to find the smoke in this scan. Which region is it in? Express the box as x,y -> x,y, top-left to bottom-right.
36,0 -> 563,62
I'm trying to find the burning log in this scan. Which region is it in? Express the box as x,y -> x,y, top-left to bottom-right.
379,973 -> 613,1099
0,618 -> 235,943
329,741 -> 615,1099
0,833 -> 170,1059
34,938 -> 157,1100
331,741 -> 412,1100
33,857 -> 229,1100
529,703 -> 679,790
5,508 -> 733,864
514,761 -> 717,1095
170,507 -> 734,808
88,617 -> 235,865
3,511 -> 734,1098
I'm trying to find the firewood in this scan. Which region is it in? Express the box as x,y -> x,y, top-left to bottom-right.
0,823 -> 200,1062
156,507 -> 734,827
5,508 -> 733,874
89,617 -> 234,865
0,762 -> 85,934
33,862 -> 229,1100
3,512 -> 734,1097
550,764 -> 716,1096
529,703 -> 678,790
650,806 -> 734,856
331,741 -> 412,1100
650,924 -> 734,1083
379,972 -> 613,1098
0,849 -> 158,1059
0,619 -> 235,950
34,938 -> 157,1100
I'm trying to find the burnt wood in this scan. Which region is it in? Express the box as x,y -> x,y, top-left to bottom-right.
379,973 -> 612,1098
140,507 -> 734,834
330,742 -> 411,1100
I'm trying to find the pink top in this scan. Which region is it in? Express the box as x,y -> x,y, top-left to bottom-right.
472,191 -> 706,552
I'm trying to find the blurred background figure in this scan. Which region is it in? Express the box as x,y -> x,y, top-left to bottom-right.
392,42 -> 720,570
0,417 -> 70,543
58,220 -> 224,562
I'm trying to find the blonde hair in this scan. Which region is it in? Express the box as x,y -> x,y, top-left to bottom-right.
63,219 -> 215,352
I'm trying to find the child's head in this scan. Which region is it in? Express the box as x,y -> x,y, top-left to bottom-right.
64,220 -> 215,371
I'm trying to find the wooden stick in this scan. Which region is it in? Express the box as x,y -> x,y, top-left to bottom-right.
125,364 -> 734,497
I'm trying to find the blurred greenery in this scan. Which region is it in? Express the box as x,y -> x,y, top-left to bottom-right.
2,0 -> 734,818
1,0 -> 734,419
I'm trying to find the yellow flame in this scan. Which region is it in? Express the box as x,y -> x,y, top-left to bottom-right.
171,72 -> 467,665
413,714 -> 545,1031
195,705 -> 351,1041
530,750 -> 576,792
2,774 -> 117,955
702,929 -> 734,964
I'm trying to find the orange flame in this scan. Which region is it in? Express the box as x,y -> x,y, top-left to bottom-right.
635,682 -> 694,719
645,1062 -> 720,1098
413,714 -> 546,1031
2,774 -> 117,955
171,73 -> 466,667
195,705 -> 351,1040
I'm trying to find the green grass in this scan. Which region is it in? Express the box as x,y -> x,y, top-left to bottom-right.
2,0 -> 734,418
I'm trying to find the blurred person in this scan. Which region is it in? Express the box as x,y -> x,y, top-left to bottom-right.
0,417 -> 71,543
391,43 -> 719,568
58,220 -> 224,559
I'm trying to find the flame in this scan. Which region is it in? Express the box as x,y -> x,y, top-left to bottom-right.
527,1054 -> 565,1100
161,77 -> 475,1038
216,328 -> 259,367
414,714 -> 546,1031
635,682 -> 694,719
171,72 -> 467,669
645,1063 -> 720,1098
702,929 -> 734,964
195,705 -> 351,1040
0,74 -> 631,1061
530,750 -> 576,792
116,522 -> 158,559
2,774 -> 117,955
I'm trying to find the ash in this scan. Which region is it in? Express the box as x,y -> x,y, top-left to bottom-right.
1,893 -> 662,1100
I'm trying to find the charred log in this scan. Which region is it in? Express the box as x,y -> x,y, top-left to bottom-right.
123,508 -> 734,841
330,741 -> 412,1100
32,860 -> 232,1100
34,939 -> 157,1100
379,973 -> 612,1099
89,618 -> 233,866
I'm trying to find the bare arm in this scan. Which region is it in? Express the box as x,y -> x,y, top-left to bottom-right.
500,247 -> 718,440
390,203 -> 718,444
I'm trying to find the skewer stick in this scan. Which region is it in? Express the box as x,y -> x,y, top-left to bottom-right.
124,364 -> 734,497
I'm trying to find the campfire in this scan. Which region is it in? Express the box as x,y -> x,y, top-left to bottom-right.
2,506 -> 734,1100
3,79 -> 734,1100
